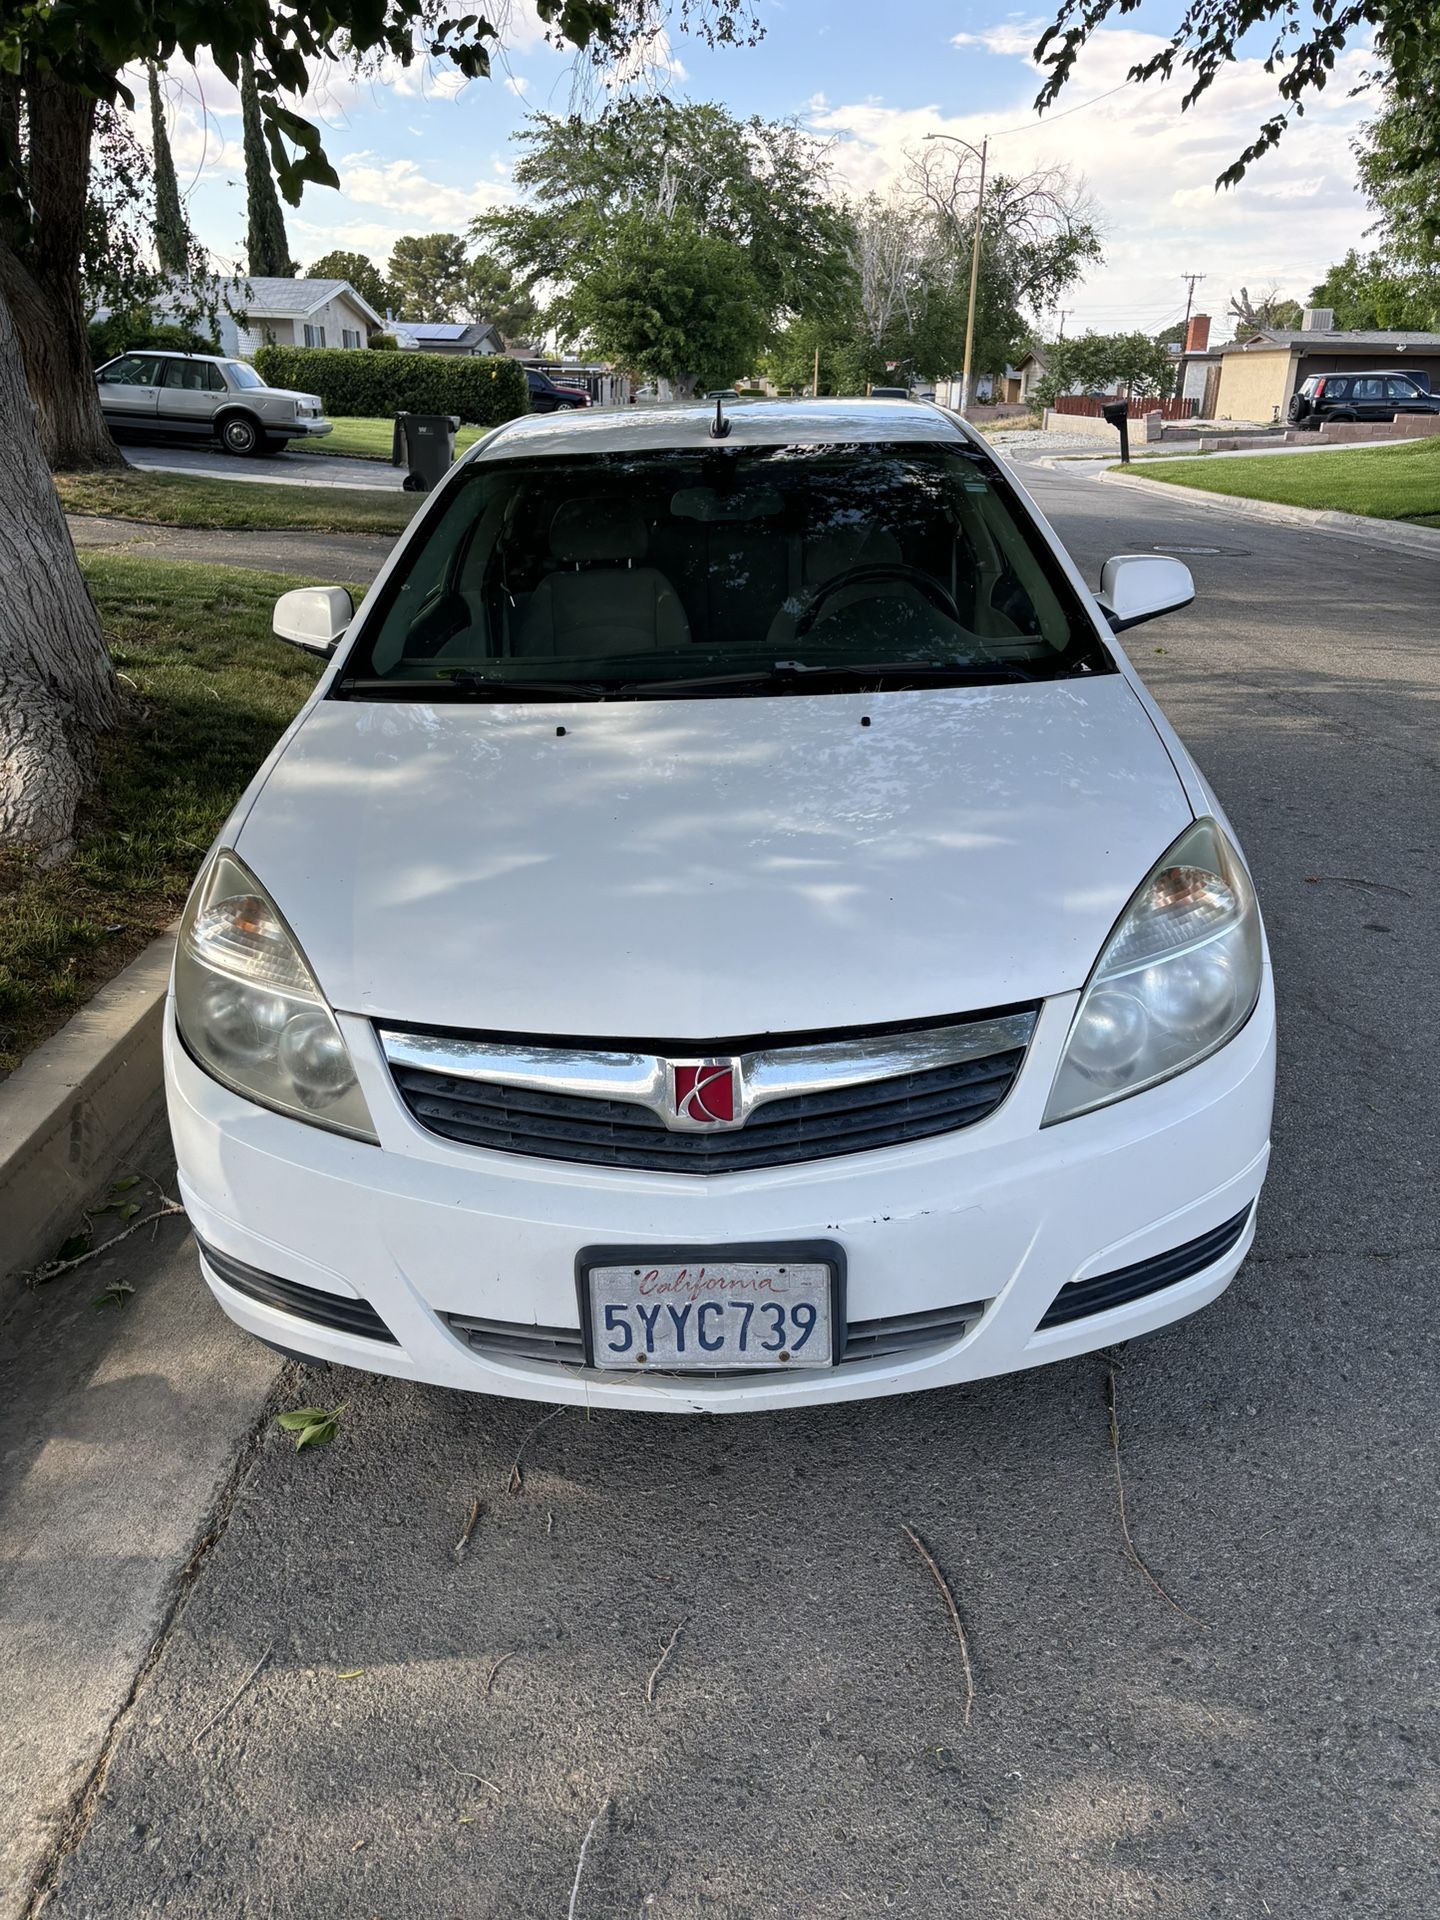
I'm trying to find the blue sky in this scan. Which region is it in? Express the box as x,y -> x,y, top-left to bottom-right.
149,0 -> 1375,339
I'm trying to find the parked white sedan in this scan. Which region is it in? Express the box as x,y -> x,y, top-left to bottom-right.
165,398 -> 1274,1412
96,349 -> 331,456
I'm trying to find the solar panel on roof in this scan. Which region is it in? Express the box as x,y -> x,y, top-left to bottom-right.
409,323 -> 468,340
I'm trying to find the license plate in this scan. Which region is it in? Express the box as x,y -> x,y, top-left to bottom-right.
579,1243 -> 842,1372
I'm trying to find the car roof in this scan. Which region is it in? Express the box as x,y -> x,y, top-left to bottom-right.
470,397 -> 973,462
1316,368 -> 1426,379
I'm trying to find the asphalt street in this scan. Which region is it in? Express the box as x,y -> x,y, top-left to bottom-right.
126,439 -> 403,491
18,457 -> 1440,1919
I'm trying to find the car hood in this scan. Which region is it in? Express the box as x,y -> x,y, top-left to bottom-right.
235,678 -> 1192,1039
263,386 -> 324,409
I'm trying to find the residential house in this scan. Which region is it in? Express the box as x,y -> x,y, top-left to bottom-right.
393,319 -> 504,356
227,278 -> 385,355
1214,311 -> 1440,421
1172,314 -> 1225,414
90,274 -> 383,357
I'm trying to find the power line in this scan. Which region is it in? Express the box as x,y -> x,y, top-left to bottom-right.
1179,271 -> 1207,341
989,79 -> 1133,141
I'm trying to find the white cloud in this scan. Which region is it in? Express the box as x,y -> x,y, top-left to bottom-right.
504,74 -> 530,97
337,156 -> 515,228
807,23 -> 1375,335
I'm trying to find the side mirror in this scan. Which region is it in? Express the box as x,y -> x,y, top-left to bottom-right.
1096,554 -> 1194,633
273,585 -> 353,654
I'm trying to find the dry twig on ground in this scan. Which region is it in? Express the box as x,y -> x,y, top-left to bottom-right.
454,1498 -> 481,1559
567,1797 -> 611,1920
901,1523 -> 975,1726
485,1651 -> 517,1697
506,1405 -> 564,1495
1106,1363 -> 1208,1628
32,1203 -> 185,1283
645,1618 -> 688,1707
191,1643 -> 273,1747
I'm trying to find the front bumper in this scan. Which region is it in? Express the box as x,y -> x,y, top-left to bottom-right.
278,418 -> 334,439
165,978 -> 1275,1412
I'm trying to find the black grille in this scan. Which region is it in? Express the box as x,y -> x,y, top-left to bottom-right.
393,1048 -> 1026,1174
444,1299 -> 988,1369
1038,1205 -> 1254,1330
198,1237 -> 397,1344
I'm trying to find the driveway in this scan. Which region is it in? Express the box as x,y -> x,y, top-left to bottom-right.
8,464 -> 1437,1919
124,439 -> 404,493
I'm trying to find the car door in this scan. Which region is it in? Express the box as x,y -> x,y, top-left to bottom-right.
1385,377 -> 1430,417
158,357 -> 226,436
96,354 -> 163,428
1351,376 -> 1387,420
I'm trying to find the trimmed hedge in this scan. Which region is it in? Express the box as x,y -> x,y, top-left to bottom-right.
251,344 -> 529,426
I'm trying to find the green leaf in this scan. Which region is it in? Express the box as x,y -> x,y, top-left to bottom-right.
112,1174 -> 140,1192
276,1402 -> 346,1450
117,1200 -> 141,1221
93,1281 -> 135,1310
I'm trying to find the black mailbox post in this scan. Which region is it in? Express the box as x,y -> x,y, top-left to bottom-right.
1101,398 -> 1131,464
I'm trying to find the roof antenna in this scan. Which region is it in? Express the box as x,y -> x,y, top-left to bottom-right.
709,394 -> 731,439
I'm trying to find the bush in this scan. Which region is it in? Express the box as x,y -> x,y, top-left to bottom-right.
89,309 -> 221,366
251,344 -> 528,425
368,332 -> 399,351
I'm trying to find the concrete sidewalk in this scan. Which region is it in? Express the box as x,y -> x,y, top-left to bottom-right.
0,1126 -> 282,1920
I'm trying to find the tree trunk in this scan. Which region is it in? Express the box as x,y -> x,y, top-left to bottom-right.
0,281 -> 118,858
0,72 -> 124,472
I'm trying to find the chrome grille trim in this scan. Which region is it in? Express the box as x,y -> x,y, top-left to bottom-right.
379,1011 -> 1036,1134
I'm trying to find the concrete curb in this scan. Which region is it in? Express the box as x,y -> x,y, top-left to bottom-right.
1098,466 -> 1440,558
0,930 -> 174,1289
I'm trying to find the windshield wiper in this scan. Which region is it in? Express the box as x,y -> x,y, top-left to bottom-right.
334,674 -> 611,702
616,659 -> 1039,697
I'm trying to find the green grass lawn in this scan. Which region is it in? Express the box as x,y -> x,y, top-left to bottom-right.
55,467 -> 418,535
0,555 -> 357,1073
1128,434 -> 1440,527
309,416 -> 488,461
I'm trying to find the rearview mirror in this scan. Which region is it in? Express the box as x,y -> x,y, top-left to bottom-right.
273,586 -> 353,654
1096,555 -> 1194,633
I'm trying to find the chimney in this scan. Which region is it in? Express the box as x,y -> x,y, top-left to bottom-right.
1183,313 -> 1210,355
1301,308 -> 1334,333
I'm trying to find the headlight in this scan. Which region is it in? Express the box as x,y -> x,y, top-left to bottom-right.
1043,818 -> 1263,1125
174,850 -> 378,1141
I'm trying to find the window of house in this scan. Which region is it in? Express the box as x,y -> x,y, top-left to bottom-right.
341,328 -> 362,349
303,324 -> 327,348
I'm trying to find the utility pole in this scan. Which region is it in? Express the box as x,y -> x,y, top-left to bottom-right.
1180,271 -> 1206,342
1177,271 -> 1206,407
924,131 -> 989,415
813,342 -> 820,399
1055,308 -> 1071,344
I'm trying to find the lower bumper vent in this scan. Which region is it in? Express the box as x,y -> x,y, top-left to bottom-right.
444,1298 -> 988,1370
1038,1204 -> 1254,1331
198,1237 -> 398,1344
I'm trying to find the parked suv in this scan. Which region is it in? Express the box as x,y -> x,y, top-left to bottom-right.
525,368 -> 590,413
95,350 -> 332,455
1289,370 -> 1440,429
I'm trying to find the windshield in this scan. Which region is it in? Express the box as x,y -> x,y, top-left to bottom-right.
224,361 -> 265,390
337,441 -> 1110,700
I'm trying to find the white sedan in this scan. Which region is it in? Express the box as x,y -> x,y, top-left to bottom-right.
165,398 -> 1275,1412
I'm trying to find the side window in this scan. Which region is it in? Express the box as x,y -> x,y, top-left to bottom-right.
1325,379 -> 1349,400
1385,378 -> 1419,399
101,355 -> 160,386
303,323 -> 327,349
204,362 -> 227,392
1354,377 -> 1384,400
161,359 -> 202,390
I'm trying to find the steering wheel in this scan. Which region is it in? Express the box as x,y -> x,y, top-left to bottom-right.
792,562 -> 962,638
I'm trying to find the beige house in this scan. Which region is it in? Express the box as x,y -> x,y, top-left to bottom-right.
1215,313 -> 1440,421
225,278 -> 386,356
